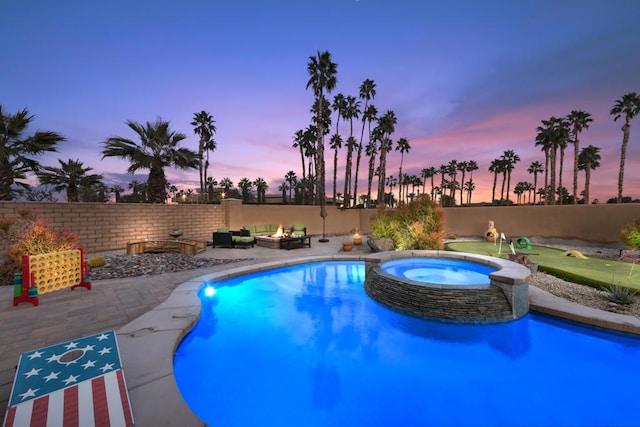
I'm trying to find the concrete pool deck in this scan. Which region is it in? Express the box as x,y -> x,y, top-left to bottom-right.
2,236 -> 640,426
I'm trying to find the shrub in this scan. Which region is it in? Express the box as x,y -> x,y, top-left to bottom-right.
621,217 -> 640,250
370,196 -> 446,250
601,283 -> 638,305
0,209 -> 78,286
88,257 -> 106,268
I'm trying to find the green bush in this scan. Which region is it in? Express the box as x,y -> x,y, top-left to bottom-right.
621,217 -> 640,250
88,257 -> 106,268
601,283 -> 638,305
370,196 -> 446,250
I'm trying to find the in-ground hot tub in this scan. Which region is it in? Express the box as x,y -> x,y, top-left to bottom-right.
363,250 -> 532,323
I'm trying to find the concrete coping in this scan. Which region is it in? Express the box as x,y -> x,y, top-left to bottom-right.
117,253 -> 640,427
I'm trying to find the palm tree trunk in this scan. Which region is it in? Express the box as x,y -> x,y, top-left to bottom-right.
148,167 -> 166,203
572,138 -> 579,205
618,123 -> 630,203
544,149 -> 550,205
333,149 -> 338,205
558,147 -> 565,204
67,184 -> 79,203
584,160 -> 592,205
491,173 -> 497,205
0,157 -> 14,200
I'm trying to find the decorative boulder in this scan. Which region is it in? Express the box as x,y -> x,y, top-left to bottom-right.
367,237 -> 395,252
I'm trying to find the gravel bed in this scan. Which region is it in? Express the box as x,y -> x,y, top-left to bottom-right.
530,271 -> 640,318
88,252 -> 253,280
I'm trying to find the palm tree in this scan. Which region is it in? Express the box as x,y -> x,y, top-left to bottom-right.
446,160 -> 458,202
557,136 -> 568,204
456,161 -> 469,206
501,150 -> 520,205
238,177 -> 253,203
254,177 -> 268,204
330,94 -> 345,203
302,126 -> 317,203
566,110 -> 593,205
353,80 -> 377,205
127,180 -> 148,202
513,182 -> 526,205
191,111 -> 217,196
395,137 -> 411,204
292,129 -> 306,195
306,50 -> 337,232
421,166 -> 437,200
438,164 -> 448,205
36,158 -> 103,202
464,160 -> 478,205
342,95 -> 361,207
329,133 -> 343,203
610,92 -> 640,203
375,110 -> 397,205
219,177 -> 233,197
332,93 -> 346,136
578,145 -> 601,205
365,137 -> 378,206
285,170 -> 297,204
488,159 -> 503,205
109,184 -> 124,203
527,161 -> 544,204
206,176 -> 218,202
0,105 -> 65,200
278,182 -> 287,205
102,118 -> 198,203
385,175 -> 397,207
354,103 -> 378,205
536,117 -> 568,205
420,168 -> 430,197
463,179 -> 476,205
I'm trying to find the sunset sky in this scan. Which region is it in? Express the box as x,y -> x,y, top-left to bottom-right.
2,0 -> 639,204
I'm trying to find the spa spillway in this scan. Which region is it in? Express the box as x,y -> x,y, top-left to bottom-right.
363,251 -> 532,323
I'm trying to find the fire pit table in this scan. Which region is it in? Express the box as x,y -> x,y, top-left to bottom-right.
280,235 -> 311,250
254,235 -> 311,250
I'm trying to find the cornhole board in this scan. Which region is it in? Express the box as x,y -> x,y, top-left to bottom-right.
3,330 -> 134,427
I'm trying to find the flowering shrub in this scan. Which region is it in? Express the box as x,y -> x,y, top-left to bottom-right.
621,217 -> 640,251
0,209 -> 78,286
370,196 -> 446,250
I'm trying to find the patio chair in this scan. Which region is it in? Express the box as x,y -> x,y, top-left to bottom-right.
290,223 -> 307,237
212,227 -> 233,248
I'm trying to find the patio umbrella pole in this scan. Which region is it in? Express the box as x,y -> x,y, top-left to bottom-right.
319,216 -> 329,242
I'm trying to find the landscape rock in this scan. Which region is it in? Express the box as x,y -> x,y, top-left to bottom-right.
367,237 -> 395,252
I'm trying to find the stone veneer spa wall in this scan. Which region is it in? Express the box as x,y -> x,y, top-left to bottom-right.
363,251 -> 532,323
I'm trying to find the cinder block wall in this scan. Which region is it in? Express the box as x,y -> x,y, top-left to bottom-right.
1,201 -> 638,255
0,202 -> 226,254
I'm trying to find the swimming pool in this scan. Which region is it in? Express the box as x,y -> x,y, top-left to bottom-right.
174,261 -> 640,426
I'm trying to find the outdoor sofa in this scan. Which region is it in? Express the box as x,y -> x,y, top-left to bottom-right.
241,223 -> 307,237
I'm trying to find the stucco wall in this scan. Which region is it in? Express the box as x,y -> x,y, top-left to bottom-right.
444,204 -> 640,244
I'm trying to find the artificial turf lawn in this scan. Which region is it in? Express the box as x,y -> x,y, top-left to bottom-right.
445,241 -> 639,290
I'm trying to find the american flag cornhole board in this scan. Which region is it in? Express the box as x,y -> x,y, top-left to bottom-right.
3,330 -> 134,427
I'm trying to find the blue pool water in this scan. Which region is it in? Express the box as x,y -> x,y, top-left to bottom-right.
174,261 -> 640,427
381,257 -> 497,285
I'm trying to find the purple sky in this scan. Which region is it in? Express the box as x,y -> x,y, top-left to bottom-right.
2,0 -> 639,203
